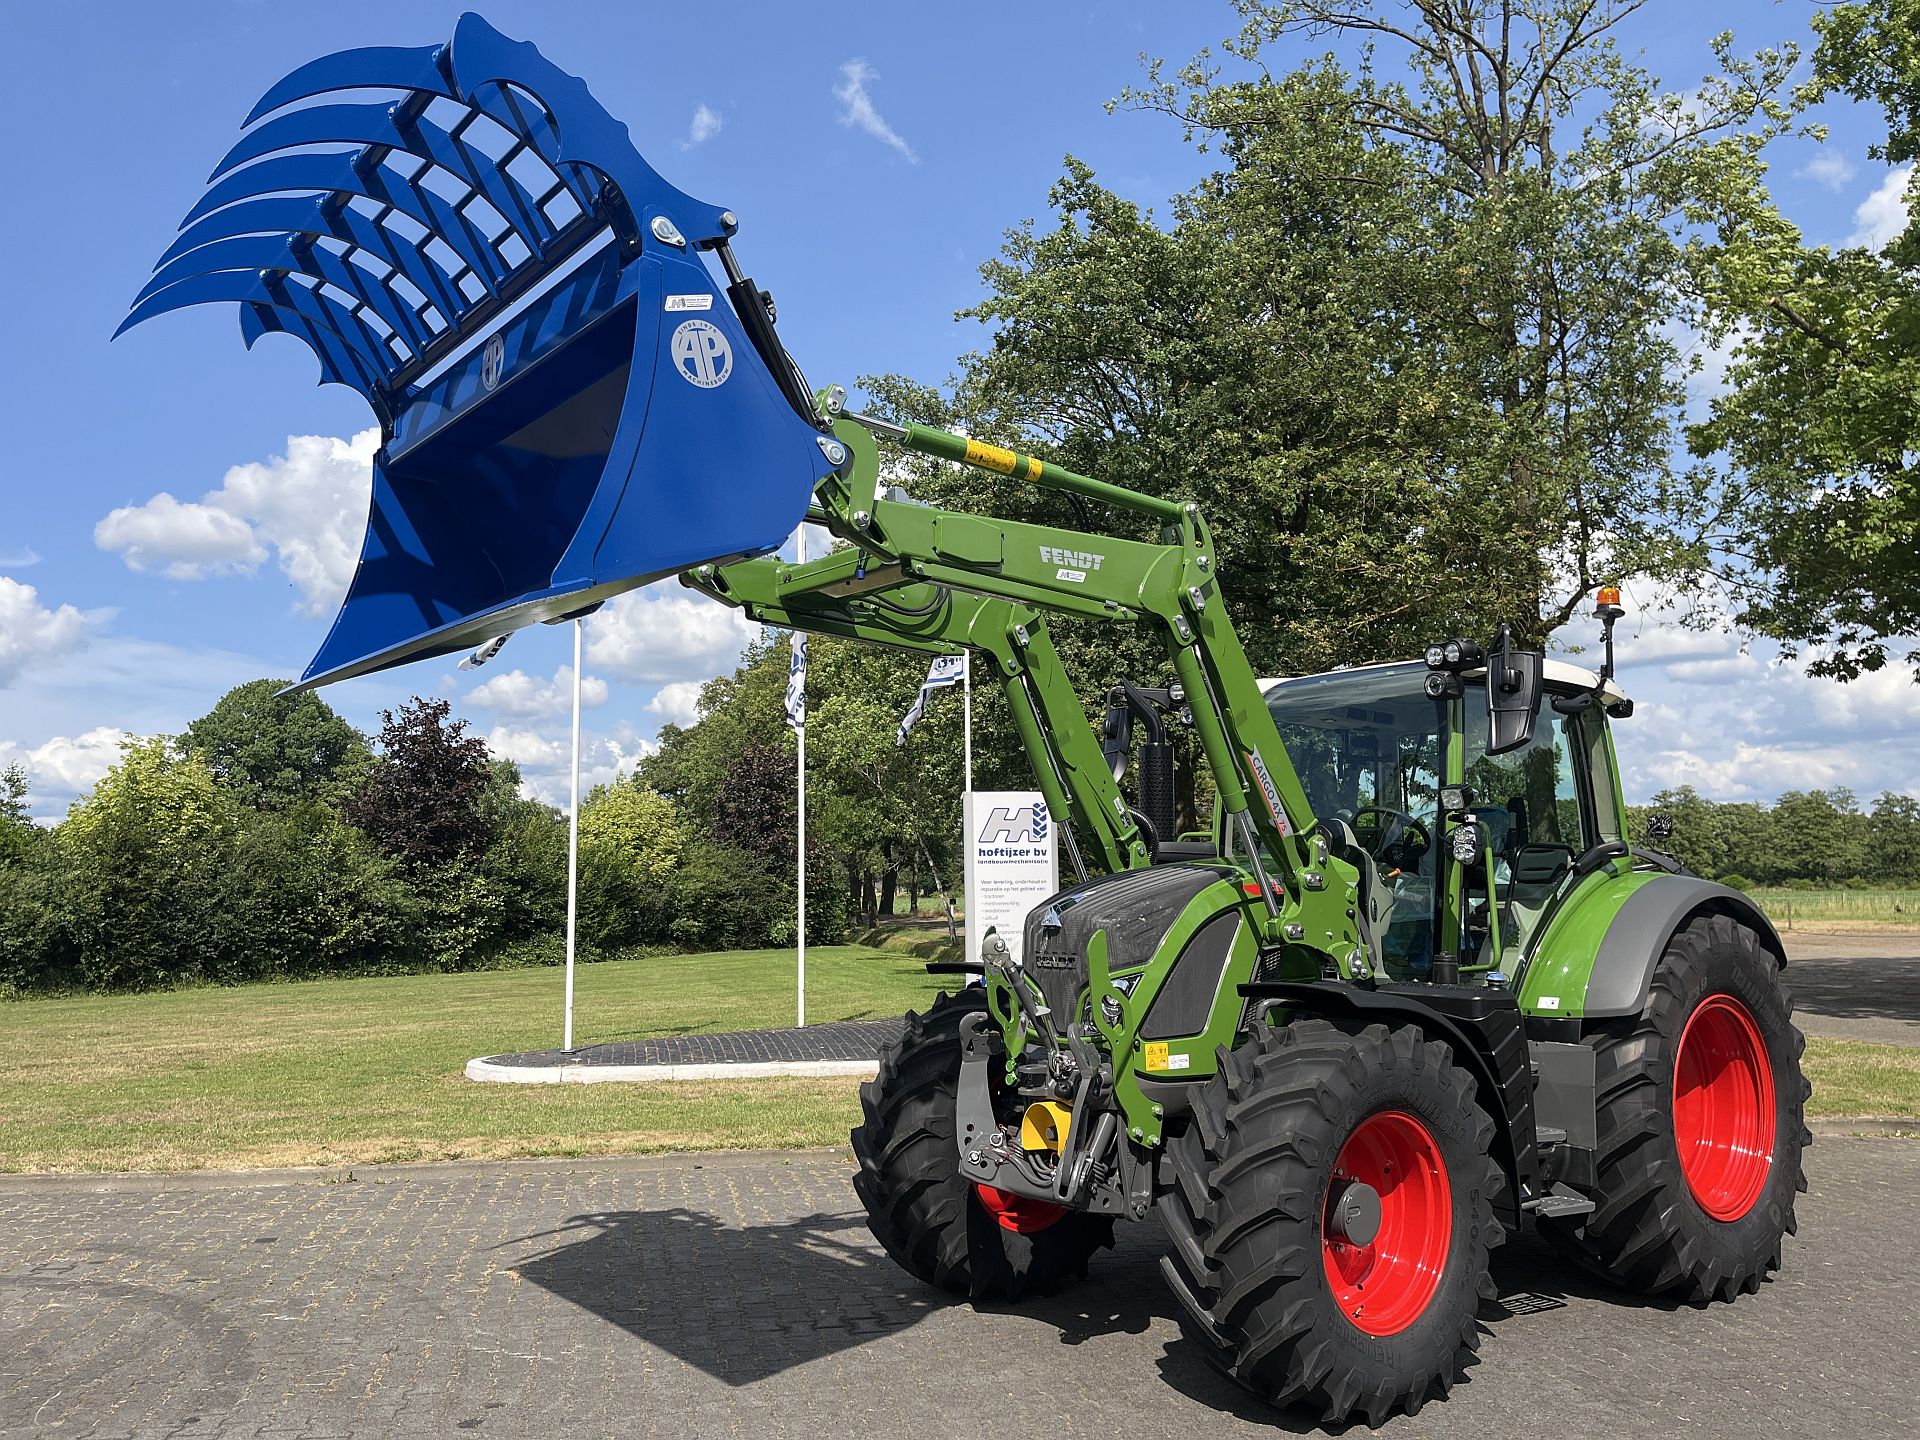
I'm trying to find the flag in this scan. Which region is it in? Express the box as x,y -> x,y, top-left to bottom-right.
785,631 -> 807,731
896,653 -> 966,746
458,634 -> 509,671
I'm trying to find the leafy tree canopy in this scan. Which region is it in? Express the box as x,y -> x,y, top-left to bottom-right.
343,697 -> 496,869
1686,0 -> 1919,678
183,678 -> 371,811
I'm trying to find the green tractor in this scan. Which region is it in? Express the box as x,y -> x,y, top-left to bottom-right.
114,16 -> 1805,1427
692,405 -> 1808,1428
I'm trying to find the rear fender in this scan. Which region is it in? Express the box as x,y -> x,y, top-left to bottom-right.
1522,871 -> 1785,1021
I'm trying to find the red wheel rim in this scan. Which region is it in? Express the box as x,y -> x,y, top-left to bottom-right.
974,1183 -> 1067,1233
1321,1110 -> 1452,1336
1673,994 -> 1776,1221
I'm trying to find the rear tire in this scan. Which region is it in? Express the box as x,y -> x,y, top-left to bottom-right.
1541,913 -> 1809,1300
1159,1017 -> 1502,1428
850,989 -> 1112,1300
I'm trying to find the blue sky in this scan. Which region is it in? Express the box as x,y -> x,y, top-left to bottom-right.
1,1 -> 1914,819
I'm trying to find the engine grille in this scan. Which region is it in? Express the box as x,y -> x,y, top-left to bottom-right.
1020,864 -> 1236,1024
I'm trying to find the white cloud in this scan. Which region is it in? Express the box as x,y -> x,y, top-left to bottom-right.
585,581 -> 757,684
485,723 -> 567,772
1849,163 -> 1915,249
1661,653 -> 1761,685
0,727 -> 127,818
1551,581 -> 1920,804
645,679 -> 705,728
0,547 -> 41,569
1631,740 -> 1856,799
686,103 -> 722,147
834,59 -> 917,163
1796,150 -> 1857,191
0,577 -> 93,686
93,493 -> 266,579
485,721 -> 658,810
94,429 -> 378,617
465,665 -> 608,718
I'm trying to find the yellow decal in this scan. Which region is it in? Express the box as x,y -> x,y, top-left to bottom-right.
1025,455 -> 1043,481
964,438 -> 1018,475
1143,1041 -> 1170,1071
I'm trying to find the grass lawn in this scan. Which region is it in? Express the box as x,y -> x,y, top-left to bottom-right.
1751,888 -> 1920,932
1802,1037 -> 1920,1120
0,946 -> 945,1175
3,949 -> 1914,1173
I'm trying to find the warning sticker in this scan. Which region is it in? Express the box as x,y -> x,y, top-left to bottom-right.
964,438 -> 1019,475
1538,995 -> 1561,1010
1143,1042 -> 1170,1071
665,293 -> 714,311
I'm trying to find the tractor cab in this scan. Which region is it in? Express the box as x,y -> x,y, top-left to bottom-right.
1259,654 -> 1632,981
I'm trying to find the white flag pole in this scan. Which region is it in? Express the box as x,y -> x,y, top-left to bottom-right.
795,524 -> 807,1029
962,650 -> 973,794
564,617 -> 582,1051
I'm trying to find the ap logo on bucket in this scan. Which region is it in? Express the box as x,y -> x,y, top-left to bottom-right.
670,319 -> 732,388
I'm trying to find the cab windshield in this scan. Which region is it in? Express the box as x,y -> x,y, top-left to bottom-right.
1264,664 -> 1441,974
1263,661 -> 1616,974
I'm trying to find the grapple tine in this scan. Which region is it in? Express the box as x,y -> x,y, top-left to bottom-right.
242,42 -> 450,127
119,11 -> 837,691
156,197 -> 469,321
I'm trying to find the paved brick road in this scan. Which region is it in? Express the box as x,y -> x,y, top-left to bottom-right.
2,1140 -> 1914,1439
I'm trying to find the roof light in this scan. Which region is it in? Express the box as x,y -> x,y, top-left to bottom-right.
1597,585 -> 1622,608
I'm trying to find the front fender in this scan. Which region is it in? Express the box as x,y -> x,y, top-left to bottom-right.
1522,870 -> 1785,1021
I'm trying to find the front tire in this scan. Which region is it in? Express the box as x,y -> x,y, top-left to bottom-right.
1542,913 -> 1810,1300
850,989 -> 1112,1300
1159,1017 -> 1502,1428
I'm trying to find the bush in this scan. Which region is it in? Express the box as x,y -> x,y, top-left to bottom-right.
766,847 -> 849,947
668,842 -> 782,950
0,858 -> 75,994
408,857 -> 513,971
1717,873 -> 1753,891
61,738 -> 236,991
578,783 -> 684,947
204,808 -> 418,982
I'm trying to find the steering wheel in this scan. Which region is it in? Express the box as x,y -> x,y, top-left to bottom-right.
1350,806 -> 1431,872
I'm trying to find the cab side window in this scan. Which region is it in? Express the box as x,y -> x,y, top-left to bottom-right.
1464,691 -> 1585,860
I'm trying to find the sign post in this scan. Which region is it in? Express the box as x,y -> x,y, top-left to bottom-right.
963,791 -> 1059,970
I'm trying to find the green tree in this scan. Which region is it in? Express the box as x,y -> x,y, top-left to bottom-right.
577,781 -> 684,946
1687,0 -> 1920,678
204,806 -> 418,983
344,697 -> 496,869
875,1 -> 1796,684
1639,785 -> 1731,879
183,678 -> 371,810
1771,788 -> 1870,884
60,736 -> 236,990
1868,791 -> 1920,881
0,764 -> 73,993
0,763 -> 35,865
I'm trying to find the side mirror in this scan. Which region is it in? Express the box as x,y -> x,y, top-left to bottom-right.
1485,625 -> 1544,756
1646,810 -> 1675,844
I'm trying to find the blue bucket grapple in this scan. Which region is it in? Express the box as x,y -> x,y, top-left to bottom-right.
119,12 -> 834,688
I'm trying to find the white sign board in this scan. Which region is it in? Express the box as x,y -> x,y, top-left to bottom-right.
964,790 -> 1060,970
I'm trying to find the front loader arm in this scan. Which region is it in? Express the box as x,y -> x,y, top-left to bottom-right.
682,555 -> 1150,877
765,408 -> 1364,967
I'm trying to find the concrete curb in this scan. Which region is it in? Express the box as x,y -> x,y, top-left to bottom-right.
0,1146 -> 854,1194
464,1055 -> 880,1084
1808,1115 -> 1919,1137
